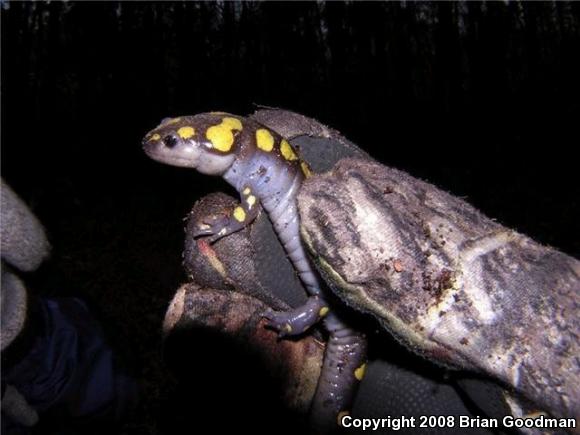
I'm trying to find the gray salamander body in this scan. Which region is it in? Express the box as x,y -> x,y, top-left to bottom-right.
143,112 -> 366,430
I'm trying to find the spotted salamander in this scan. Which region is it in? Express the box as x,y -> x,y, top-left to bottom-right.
143,112 -> 366,430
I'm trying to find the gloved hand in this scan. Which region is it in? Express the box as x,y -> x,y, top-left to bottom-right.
1,180 -> 138,434
162,109 -> 578,435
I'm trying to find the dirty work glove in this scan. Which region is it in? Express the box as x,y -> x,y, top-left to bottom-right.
297,156 -> 578,434
162,109 -> 578,435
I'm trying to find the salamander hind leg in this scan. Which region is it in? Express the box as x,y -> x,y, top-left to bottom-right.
311,313 -> 367,433
263,296 -> 329,337
193,186 -> 259,243
265,302 -> 368,430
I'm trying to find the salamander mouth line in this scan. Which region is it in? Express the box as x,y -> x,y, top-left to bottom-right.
144,152 -> 198,168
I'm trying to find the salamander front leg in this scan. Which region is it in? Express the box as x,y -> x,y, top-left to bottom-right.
263,296 -> 329,337
193,186 -> 259,243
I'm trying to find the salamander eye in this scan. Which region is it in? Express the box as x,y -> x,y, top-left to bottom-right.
163,134 -> 178,148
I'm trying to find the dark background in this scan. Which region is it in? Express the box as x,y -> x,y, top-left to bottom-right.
2,2 -> 579,434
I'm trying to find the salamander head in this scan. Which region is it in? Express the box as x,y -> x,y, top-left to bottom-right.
142,113 -> 243,175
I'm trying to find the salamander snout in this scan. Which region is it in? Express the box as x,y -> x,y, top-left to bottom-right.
142,116 -> 237,173
142,127 -> 204,169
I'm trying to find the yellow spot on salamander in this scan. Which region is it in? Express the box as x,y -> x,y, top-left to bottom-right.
206,117 -> 243,152
243,187 -> 251,195
177,126 -> 195,139
301,161 -> 312,178
233,206 -> 246,222
337,411 -> 350,426
280,139 -> 298,161
149,133 -> 161,141
222,117 -> 243,131
256,128 -> 274,152
247,195 -> 256,209
354,363 -> 366,381
319,306 -> 329,317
